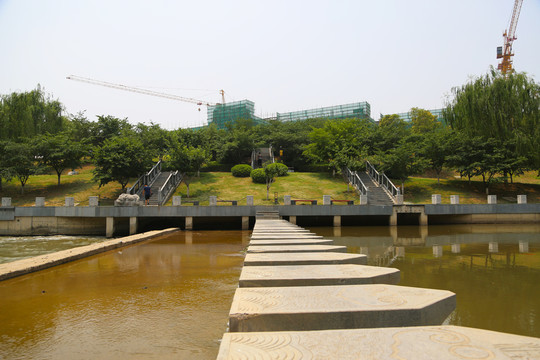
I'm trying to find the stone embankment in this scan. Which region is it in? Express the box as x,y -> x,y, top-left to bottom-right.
0,228 -> 180,281
217,219 -> 540,359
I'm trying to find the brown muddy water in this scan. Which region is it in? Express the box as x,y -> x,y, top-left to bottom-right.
0,224 -> 539,359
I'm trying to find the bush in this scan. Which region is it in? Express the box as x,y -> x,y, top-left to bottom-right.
275,162 -> 289,176
200,161 -> 233,172
231,164 -> 252,177
250,168 -> 266,184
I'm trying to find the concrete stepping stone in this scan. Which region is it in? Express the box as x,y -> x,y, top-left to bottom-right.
244,252 -> 367,266
249,239 -> 333,246
218,325 -> 540,359
247,245 -> 347,253
251,234 -> 321,239
228,284 -> 456,332
239,264 -> 400,287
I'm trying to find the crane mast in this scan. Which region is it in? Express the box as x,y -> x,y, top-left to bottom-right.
66,75 -> 223,107
497,0 -> 524,76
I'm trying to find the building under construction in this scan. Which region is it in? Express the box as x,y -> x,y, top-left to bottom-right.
206,100 -> 373,129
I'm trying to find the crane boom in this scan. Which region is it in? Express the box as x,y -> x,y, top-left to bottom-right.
66,75 -> 222,106
497,0 -> 524,76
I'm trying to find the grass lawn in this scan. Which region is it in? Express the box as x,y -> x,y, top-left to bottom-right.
403,171 -> 540,204
0,165 -> 129,206
168,172 -> 359,206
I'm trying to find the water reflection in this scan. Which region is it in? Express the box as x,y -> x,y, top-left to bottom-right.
309,224 -> 540,337
0,230 -> 247,360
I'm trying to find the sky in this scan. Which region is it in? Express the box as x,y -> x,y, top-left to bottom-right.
1,0 -> 539,130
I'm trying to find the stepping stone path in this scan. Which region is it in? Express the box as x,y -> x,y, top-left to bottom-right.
217,218 -> 537,359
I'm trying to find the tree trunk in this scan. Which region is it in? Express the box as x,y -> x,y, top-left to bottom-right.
20,183 -> 25,195
186,184 -> 190,198
57,172 -> 61,186
0,177 -> 2,191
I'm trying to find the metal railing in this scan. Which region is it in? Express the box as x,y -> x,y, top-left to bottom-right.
157,170 -> 183,206
344,167 -> 368,196
127,160 -> 162,196
366,160 -> 401,202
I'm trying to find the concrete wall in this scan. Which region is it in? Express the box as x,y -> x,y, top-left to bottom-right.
0,204 -> 538,235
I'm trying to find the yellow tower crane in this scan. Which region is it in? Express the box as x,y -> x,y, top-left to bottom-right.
497,0 -> 524,76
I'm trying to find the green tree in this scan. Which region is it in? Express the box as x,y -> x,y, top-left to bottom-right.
33,133 -> 86,185
3,141 -> 39,194
410,108 -> 441,134
93,136 -> 152,189
0,86 -> 66,140
168,145 -> 210,197
263,163 -> 280,200
303,118 -> 375,175
421,129 -> 452,184
91,115 -> 133,147
374,114 -> 409,152
444,69 -> 540,172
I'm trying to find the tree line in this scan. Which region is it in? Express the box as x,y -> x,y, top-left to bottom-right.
0,69 -> 538,194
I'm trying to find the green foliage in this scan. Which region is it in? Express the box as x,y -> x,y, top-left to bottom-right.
0,86 -> 66,141
274,163 -> 289,176
33,133 -> 86,185
444,69 -> 540,172
410,108 -> 441,134
250,168 -> 266,184
231,164 -> 252,177
200,161 -> 233,172
91,115 -> 133,147
92,136 -> 153,189
2,140 -> 40,194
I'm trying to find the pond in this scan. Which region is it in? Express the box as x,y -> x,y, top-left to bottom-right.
0,224 -> 539,359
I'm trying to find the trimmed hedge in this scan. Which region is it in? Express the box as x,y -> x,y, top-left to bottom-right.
231,164 -> 252,177
250,168 -> 266,184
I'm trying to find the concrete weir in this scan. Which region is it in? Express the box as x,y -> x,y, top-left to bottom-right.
217,326 -> 540,359
0,228 -> 180,281
239,264 -> 400,287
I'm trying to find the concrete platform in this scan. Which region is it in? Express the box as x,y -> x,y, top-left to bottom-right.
247,245 -> 347,253
251,234 -> 322,239
249,239 -> 333,246
243,252 -> 367,266
229,284 -> 456,332
239,264 -> 400,287
218,325 -> 540,359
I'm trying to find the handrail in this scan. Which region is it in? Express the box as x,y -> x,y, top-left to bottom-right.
366,160 -> 401,201
157,170 -> 183,206
344,167 -> 368,196
127,160 -> 162,196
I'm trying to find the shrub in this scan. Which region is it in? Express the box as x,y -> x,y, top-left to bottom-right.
200,161 -> 233,172
250,168 -> 266,184
275,163 -> 289,176
231,164 -> 252,177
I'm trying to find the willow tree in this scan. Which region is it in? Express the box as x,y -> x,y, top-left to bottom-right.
443,69 -> 540,172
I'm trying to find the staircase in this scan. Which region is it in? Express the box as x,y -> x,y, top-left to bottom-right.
146,171 -> 171,206
256,210 -> 280,219
357,172 -> 394,206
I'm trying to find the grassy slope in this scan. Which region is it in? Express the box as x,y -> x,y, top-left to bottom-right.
0,165 -> 128,206
168,172 -> 358,206
403,171 -> 540,204
1,165 -> 539,206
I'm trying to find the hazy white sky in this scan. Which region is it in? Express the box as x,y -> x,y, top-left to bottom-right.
1,0 -> 539,129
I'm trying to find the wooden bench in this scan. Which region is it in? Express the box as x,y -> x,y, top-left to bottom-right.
217,200 -> 238,206
183,200 -> 199,206
291,199 -> 317,205
330,199 -> 354,205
